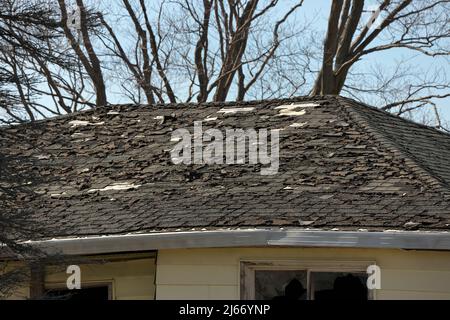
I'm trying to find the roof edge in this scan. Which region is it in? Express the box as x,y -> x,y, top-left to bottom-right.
27,229 -> 450,255
339,97 -> 450,198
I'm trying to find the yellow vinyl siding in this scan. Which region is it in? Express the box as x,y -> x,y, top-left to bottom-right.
157,265 -> 237,285
377,290 -> 450,300
156,247 -> 450,300
2,262 -> 29,300
6,286 -> 29,300
45,257 -> 156,300
7,246 -> 450,300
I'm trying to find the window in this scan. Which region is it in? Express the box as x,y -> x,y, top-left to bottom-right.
44,284 -> 112,300
255,270 -> 307,300
241,260 -> 373,300
310,272 -> 368,300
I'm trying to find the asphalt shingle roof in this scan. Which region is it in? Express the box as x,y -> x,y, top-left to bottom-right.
1,95 -> 450,239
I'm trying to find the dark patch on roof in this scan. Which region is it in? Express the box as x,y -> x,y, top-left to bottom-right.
1,95 -> 450,239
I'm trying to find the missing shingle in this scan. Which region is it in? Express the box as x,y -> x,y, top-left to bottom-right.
278,109 -> 306,117
218,107 -> 255,114
88,182 -> 141,193
69,120 -> 104,127
290,122 -> 308,128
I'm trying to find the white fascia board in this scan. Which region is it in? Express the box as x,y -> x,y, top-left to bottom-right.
26,229 -> 450,256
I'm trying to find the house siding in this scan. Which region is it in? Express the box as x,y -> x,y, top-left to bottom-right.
45,257 -> 156,300
7,246 -> 450,300
156,247 -> 450,300
7,256 -> 156,300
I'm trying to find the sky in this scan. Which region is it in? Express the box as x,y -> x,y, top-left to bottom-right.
298,0 -> 450,125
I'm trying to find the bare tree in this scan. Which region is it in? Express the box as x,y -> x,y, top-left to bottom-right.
57,0 -> 107,106
98,0 -> 176,104
311,0 -> 450,101
0,123 -> 92,299
99,0 -> 306,104
0,0 -> 96,123
1,0 -> 449,128
0,128 -> 47,297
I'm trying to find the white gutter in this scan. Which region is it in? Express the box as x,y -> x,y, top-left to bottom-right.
28,229 -> 450,255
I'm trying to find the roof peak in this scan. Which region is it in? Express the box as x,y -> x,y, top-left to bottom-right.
2,95 -> 449,141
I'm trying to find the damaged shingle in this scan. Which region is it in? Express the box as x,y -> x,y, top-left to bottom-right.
1,95 -> 450,239
87,182 -> 142,193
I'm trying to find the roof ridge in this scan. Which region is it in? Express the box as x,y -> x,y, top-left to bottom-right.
337,96 -> 450,139
338,96 -> 450,199
3,95 -> 449,134
0,95 -> 333,131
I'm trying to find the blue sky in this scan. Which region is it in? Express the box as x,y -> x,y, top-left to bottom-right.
298,0 -> 450,124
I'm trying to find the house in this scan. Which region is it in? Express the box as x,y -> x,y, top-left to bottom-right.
1,95 -> 450,300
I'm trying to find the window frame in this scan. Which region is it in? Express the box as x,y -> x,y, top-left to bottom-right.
44,280 -> 114,300
240,259 -> 376,300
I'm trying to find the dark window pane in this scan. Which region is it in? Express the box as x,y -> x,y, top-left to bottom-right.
255,270 -> 307,300
312,272 -> 368,300
44,286 -> 109,300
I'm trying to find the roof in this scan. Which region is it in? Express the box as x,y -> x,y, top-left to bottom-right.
1,95 -> 450,241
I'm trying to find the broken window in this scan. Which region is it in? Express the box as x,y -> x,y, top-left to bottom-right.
241,261 -> 372,300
